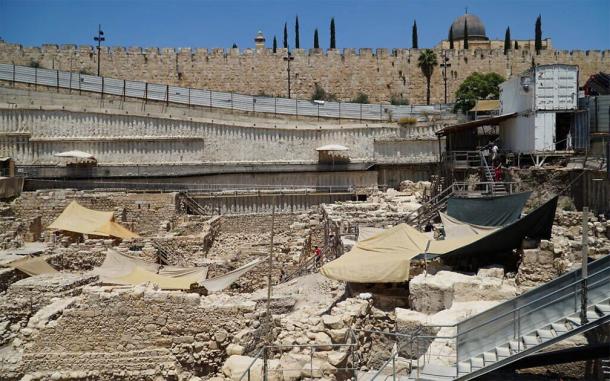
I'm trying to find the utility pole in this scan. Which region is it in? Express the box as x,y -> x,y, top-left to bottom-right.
283,48 -> 294,98
580,206 -> 589,325
266,196 -> 276,332
440,50 -> 451,104
94,24 -> 105,76
263,196 -> 275,381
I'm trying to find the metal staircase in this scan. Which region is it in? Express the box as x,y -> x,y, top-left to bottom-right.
280,254 -> 319,283
478,151 -> 506,195
177,192 -> 208,216
152,241 -> 171,265
392,254 -> 610,380
405,183 -> 454,230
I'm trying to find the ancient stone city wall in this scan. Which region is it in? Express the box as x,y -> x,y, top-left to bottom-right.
0,107 -> 440,165
0,41 -> 608,104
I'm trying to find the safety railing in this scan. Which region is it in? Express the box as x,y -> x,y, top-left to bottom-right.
443,151 -> 483,169
451,181 -> 517,196
398,254 -> 610,379
23,176 -> 379,193
0,63 -> 451,122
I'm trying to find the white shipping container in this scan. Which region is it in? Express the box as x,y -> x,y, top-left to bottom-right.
500,115 -> 534,153
534,65 -> 578,111
534,112 -> 556,151
500,64 -> 578,114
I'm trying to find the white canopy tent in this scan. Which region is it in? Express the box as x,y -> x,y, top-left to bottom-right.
54,150 -> 97,161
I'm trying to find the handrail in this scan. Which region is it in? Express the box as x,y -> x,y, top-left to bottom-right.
237,347 -> 265,381
413,263 -> 610,342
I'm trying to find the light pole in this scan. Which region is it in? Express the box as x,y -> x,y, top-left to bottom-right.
440,50 -> 451,104
283,48 -> 295,98
94,24 -> 105,76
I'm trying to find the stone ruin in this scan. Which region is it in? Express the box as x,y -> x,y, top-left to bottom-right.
0,180 -> 608,380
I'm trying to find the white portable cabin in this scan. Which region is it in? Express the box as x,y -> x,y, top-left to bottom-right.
499,64 -> 579,153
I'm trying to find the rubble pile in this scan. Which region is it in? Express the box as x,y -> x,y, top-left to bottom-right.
321,186 -> 426,246
517,209 -> 610,287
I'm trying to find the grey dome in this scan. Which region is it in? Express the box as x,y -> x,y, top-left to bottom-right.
449,14 -> 488,41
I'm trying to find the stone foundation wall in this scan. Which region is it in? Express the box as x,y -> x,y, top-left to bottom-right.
0,106 -> 408,165
1,41 -> 608,104
12,190 -> 177,236
219,214 -> 297,235
18,288 -> 256,378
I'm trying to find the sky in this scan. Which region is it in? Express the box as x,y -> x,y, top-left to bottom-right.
0,0 -> 608,51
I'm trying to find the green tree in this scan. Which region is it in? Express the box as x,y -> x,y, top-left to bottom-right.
412,20 -> 418,49
449,26 -> 454,49
295,15 -> 300,49
417,49 -> 438,105
351,92 -> 369,104
313,29 -> 319,49
283,22 -> 288,49
463,18 -> 469,49
453,72 -> 505,113
272,36 -> 277,53
535,14 -> 542,54
504,27 -> 511,55
330,18 -> 336,49
311,83 -> 337,101
514,40 -> 519,50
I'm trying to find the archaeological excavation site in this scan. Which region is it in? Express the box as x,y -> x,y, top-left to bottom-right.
0,5 -> 610,379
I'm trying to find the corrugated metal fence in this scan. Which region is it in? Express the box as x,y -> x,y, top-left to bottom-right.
0,63 -> 450,121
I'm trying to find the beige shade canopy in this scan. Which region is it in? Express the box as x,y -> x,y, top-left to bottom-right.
315,144 -> 349,151
7,256 -> 58,276
48,201 -> 139,239
54,150 -> 96,160
321,223 -> 487,283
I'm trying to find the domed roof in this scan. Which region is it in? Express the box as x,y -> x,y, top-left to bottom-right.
449,13 -> 487,41
255,31 -> 265,42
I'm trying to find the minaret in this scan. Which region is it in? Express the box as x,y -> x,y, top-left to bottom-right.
254,31 -> 266,50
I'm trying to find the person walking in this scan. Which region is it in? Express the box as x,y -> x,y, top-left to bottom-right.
314,245 -> 323,268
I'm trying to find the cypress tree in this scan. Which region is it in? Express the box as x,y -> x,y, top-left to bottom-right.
535,14 -> 542,54
283,22 -> 288,49
463,18 -> 469,49
514,40 -> 519,50
313,29 -> 319,49
504,27 -> 511,55
449,25 -> 454,49
295,16 -> 300,49
412,20 -> 418,49
273,36 -> 277,53
330,18 -> 336,49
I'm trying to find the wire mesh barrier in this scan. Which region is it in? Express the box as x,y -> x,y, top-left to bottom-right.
0,63 -> 450,121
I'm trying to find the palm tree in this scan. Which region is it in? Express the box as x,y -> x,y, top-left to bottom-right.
418,49 -> 438,105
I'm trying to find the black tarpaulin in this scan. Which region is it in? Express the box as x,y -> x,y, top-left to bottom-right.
446,191 -> 532,227
427,195 -> 558,261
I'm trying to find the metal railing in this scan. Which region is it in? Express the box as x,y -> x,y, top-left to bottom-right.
0,63 -> 451,121
404,181 -> 517,229
451,181 -> 517,196
402,254 -> 610,379
23,177 -> 379,193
